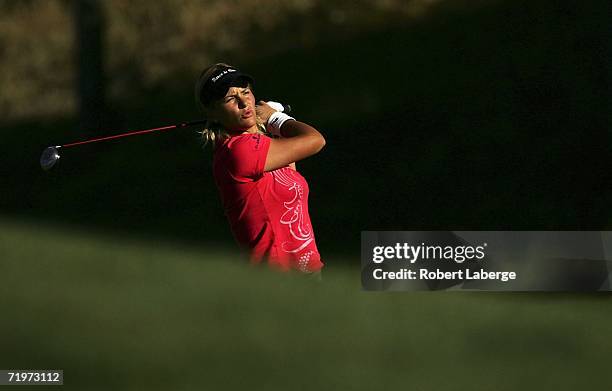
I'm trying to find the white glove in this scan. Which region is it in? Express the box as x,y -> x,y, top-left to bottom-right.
266,101 -> 285,112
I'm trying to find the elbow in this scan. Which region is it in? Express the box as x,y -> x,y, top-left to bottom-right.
299,131 -> 325,157
314,133 -> 326,153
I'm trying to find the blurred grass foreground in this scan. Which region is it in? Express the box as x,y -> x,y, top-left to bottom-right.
1,218 -> 611,390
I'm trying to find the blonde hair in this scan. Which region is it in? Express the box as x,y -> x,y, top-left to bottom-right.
195,63 -> 266,148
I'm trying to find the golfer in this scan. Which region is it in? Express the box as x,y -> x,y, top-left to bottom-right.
195,63 -> 325,274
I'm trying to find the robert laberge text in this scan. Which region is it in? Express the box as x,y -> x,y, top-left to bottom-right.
372,268 -> 517,282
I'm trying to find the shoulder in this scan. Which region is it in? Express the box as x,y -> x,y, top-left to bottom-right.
214,133 -> 271,180
216,133 -> 269,155
230,133 -> 269,151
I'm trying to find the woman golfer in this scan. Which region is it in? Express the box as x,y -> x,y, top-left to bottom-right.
195,63 -> 325,274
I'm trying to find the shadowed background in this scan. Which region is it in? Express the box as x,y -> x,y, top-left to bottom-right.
2,0 -> 610,256
0,0 -> 610,389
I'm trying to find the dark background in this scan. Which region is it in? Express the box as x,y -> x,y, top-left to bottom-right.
1,0 -> 610,261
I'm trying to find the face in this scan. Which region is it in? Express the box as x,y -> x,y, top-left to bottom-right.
209,85 -> 257,133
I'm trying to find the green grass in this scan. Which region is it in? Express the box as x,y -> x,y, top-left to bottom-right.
1,218 -> 610,390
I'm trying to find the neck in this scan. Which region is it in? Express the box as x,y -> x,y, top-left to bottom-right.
228,124 -> 259,135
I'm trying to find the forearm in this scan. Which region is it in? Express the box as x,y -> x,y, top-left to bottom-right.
280,119 -> 323,139
257,101 -> 326,165
281,120 -> 325,153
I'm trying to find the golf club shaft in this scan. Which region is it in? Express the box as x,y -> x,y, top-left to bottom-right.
60,120 -> 206,149
58,102 -> 290,149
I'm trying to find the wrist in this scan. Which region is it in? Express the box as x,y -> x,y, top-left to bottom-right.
266,111 -> 295,137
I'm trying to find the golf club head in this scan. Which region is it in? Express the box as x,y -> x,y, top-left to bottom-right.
40,146 -> 61,171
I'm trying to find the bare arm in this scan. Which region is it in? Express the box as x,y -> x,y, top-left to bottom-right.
264,120 -> 325,171
256,101 -> 325,172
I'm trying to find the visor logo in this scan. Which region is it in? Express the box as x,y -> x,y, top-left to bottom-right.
211,68 -> 237,83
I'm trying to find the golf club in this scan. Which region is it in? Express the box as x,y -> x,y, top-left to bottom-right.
40,102 -> 291,171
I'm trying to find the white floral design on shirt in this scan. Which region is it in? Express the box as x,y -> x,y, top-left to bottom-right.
272,168 -> 314,254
